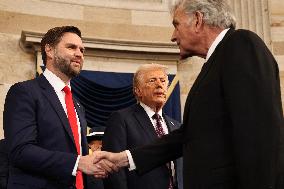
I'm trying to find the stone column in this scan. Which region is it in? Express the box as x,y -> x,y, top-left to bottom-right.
228,0 -> 272,47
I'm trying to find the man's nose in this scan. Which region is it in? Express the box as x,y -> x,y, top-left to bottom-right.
155,80 -> 164,87
74,48 -> 83,57
171,30 -> 177,42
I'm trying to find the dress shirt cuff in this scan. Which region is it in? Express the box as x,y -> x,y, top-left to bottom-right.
72,155 -> 80,176
125,150 -> 136,171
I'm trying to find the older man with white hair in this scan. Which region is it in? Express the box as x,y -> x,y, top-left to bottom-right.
97,0 -> 284,188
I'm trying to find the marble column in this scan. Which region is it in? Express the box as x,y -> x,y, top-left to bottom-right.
228,0 -> 271,47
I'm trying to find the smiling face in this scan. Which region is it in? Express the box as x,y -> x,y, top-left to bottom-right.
135,69 -> 168,112
46,32 -> 85,82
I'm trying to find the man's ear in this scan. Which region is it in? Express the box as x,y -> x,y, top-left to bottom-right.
45,44 -> 53,59
134,87 -> 141,98
194,11 -> 204,32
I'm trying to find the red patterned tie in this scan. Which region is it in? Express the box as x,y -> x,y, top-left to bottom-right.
63,86 -> 84,189
152,113 -> 165,137
152,113 -> 173,189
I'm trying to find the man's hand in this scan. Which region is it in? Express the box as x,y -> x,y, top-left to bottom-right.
95,151 -> 130,169
78,152 -> 118,178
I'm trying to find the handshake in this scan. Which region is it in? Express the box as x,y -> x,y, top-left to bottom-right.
78,151 -> 129,178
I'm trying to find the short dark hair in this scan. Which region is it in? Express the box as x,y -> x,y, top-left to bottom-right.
40,26 -> 82,65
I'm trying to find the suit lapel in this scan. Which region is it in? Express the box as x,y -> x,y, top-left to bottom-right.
37,75 -> 76,147
133,104 -> 158,140
183,29 -> 235,123
163,115 -> 176,132
74,99 -> 88,155
73,98 -> 86,134
183,59 -> 212,122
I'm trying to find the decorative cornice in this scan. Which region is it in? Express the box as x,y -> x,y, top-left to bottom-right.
47,0 -> 169,12
20,31 -> 179,57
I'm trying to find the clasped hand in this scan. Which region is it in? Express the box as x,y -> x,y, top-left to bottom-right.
78,151 -> 129,178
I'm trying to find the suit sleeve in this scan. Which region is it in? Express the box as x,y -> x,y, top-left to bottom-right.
130,124 -> 184,175
102,112 -> 128,189
0,140 -> 8,188
3,83 -> 77,181
221,30 -> 283,188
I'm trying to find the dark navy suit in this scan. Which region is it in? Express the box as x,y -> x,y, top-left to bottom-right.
3,74 -> 88,189
0,139 -> 8,189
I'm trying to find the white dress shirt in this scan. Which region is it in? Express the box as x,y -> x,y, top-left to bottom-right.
43,68 -> 81,176
205,28 -> 230,62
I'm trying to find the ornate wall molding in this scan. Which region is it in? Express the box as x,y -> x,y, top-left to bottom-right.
20,30 -> 179,61
46,0 -> 170,11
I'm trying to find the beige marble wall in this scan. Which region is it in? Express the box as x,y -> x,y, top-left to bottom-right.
0,33 -> 35,139
270,0 -> 284,109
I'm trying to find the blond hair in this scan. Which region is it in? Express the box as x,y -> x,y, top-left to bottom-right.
133,64 -> 169,100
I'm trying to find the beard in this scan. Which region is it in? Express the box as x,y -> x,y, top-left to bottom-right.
54,51 -> 82,78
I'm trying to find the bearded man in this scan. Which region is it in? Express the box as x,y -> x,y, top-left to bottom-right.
3,26 -> 115,189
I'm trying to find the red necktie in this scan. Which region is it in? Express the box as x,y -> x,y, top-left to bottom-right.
152,113 -> 173,189
63,86 -> 84,189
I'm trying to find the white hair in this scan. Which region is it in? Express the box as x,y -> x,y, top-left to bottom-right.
133,63 -> 169,100
170,0 -> 236,29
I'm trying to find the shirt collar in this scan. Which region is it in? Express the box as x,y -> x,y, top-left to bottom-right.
43,68 -> 70,92
139,102 -> 163,120
205,28 -> 230,62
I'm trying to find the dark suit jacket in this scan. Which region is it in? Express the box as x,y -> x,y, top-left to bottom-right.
130,29 -> 284,189
3,74 -> 88,189
87,176 -> 104,189
0,139 -> 8,189
102,104 -> 181,189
